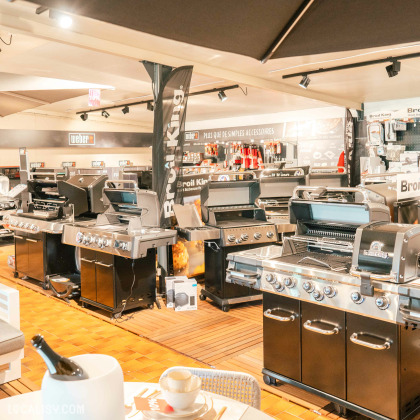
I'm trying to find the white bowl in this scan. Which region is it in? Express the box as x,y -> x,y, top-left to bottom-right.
160,375 -> 201,410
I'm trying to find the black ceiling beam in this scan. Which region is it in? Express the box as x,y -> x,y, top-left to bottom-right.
282,52 -> 420,79
260,0 -> 315,64
76,84 -> 240,115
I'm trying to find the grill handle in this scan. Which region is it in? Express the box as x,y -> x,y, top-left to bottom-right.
105,179 -> 138,189
399,304 -> 420,323
350,333 -> 391,350
350,268 -> 396,282
303,320 -> 340,335
226,269 -> 259,279
264,308 -> 297,322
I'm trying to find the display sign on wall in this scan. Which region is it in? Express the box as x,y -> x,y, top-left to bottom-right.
177,173 -> 210,197
69,133 -> 96,146
119,160 -> 131,166
368,107 -> 420,122
396,172 -> 420,200
62,162 -> 76,168
91,161 -> 105,168
30,162 -> 45,169
88,89 -> 101,107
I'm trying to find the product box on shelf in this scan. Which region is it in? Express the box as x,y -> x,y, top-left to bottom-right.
174,279 -> 197,312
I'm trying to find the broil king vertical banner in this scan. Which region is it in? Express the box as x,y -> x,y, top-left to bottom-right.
153,66 -> 193,227
345,108 -> 356,186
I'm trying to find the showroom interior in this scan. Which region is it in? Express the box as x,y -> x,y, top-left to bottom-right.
0,1 -> 419,420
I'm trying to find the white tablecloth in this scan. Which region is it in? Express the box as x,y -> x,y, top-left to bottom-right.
0,382 -> 273,420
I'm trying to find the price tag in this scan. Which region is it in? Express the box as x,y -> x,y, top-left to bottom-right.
30,162 -> 45,169
62,162 -> 76,168
119,160 -> 131,167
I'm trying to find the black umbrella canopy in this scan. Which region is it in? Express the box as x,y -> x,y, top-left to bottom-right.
26,0 -> 420,61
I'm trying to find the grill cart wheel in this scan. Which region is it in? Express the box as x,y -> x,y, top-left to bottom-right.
148,303 -> 154,310
199,293 -> 206,301
13,271 -> 19,278
263,374 -> 277,386
222,304 -> 230,312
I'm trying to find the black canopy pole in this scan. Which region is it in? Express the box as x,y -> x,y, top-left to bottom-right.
260,0 -> 315,64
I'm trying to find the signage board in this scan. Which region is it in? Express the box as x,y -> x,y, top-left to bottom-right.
185,131 -> 199,141
91,161 -> 105,168
69,133 -> 95,146
396,172 -> 420,200
119,160 -> 131,167
88,88 -> 101,107
30,162 -> 45,169
62,162 -> 76,168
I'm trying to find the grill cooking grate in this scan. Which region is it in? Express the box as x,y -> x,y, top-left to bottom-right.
279,251 -> 352,272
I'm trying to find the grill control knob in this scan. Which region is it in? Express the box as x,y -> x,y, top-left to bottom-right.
274,281 -> 284,292
235,238 -> 242,244
241,234 -> 249,241
254,232 -> 262,240
33,226 -> 40,233
18,222 -> 24,228
76,232 -> 84,244
228,234 -> 236,242
265,273 -> 276,283
302,281 -> 314,293
120,242 -> 129,251
114,240 -> 121,248
312,289 -> 324,301
284,277 -> 295,288
29,224 -> 35,230
103,239 -> 111,248
11,220 -> 17,227
83,234 -> 92,245
24,223 -> 30,229
96,237 -> 104,248
351,291 -> 364,304
375,296 -> 390,310
324,286 -> 337,298
267,231 -> 274,239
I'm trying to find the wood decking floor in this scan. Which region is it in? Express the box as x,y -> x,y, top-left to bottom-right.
0,243 -> 352,420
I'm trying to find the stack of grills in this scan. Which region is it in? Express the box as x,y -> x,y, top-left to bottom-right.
62,180 -> 177,314
227,186 -> 420,420
176,176 -> 279,311
8,174 -> 107,292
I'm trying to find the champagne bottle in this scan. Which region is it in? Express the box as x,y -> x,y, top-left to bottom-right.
31,334 -> 89,381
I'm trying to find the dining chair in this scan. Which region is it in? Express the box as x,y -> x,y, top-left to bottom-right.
160,366 -> 261,409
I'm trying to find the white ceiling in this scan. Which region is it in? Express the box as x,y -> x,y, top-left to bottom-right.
0,0 -> 419,128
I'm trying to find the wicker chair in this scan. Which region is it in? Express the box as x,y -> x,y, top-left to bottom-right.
160,367 -> 261,409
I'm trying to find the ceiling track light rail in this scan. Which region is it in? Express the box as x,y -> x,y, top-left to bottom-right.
282,52 -> 420,81
76,84 -> 242,117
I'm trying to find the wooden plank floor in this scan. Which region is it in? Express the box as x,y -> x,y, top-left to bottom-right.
0,243 -> 351,419
0,377 -> 39,400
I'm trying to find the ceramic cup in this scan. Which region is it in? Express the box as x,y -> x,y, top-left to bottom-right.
41,354 -> 125,420
166,369 -> 192,393
160,374 -> 201,410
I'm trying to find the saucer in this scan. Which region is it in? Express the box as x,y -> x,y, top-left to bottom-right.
141,392 -> 210,419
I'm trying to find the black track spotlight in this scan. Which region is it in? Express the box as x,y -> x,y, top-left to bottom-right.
80,112 -> 88,121
386,60 -> 401,78
101,110 -> 110,118
299,75 -> 310,89
218,90 -> 227,102
122,106 -> 129,114
147,102 -> 154,112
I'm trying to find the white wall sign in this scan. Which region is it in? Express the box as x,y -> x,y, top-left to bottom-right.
396,172 -> 420,200
69,133 -> 95,145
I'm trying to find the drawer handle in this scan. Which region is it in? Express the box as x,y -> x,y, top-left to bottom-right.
14,235 -> 24,240
303,320 -> 340,335
350,333 -> 392,350
226,269 -> 259,279
26,238 -> 39,243
264,308 -> 297,322
81,258 -> 95,263
399,304 -> 420,323
96,262 -> 113,268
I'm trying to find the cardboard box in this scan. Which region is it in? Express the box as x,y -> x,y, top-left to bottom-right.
165,276 -> 188,308
174,279 -> 197,311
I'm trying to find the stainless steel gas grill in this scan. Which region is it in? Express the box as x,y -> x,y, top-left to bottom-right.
62,181 -> 177,314
256,167 -> 307,239
226,189 -> 420,420
9,174 -> 107,287
176,178 -> 278,311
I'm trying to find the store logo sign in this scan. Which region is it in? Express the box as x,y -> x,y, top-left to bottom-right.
69,133 -> 95,145
397,172 -> 420,200
30,162 -> 45,169
185,131 -> 199,141
91,161 -> 104,168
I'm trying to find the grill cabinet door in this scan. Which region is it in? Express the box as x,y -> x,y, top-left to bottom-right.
80,249 -> 97,302
347,313 -> 398,419
95,253 -> 114,309
26,236 -> 44,281
301,301 -> 346,399
15,234 -> 28,275
263,292 -> 301,381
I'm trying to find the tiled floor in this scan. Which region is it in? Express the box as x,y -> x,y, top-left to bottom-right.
0,276 -> 334,420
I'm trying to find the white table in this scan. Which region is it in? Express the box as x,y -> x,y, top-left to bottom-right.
0,382 -> 273,419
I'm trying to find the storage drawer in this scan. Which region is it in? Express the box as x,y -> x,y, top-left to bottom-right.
263,292 -> 301,381
301,301 -> 346,399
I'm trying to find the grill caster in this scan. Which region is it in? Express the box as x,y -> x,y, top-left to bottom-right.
263,374 -> 277,386
13,271 -> 19,278
148,303 -> 154,310
222,305 -> 230,312
199,293 -> 206,301
42,281 -> 50,290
